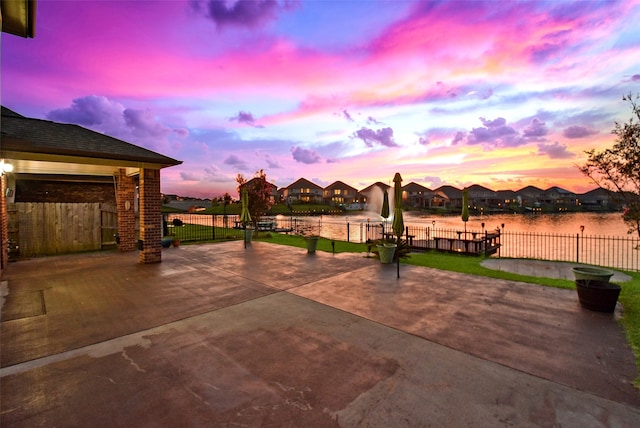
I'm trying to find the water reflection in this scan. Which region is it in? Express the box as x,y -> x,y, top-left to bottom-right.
274,211 -> 629,241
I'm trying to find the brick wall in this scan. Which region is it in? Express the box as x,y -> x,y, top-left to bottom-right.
15,180 -> 117,204
139,168 -> 162,264
116,170 -> 137,252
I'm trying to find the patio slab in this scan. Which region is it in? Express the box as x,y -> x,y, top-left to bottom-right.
1,241 -> 639,426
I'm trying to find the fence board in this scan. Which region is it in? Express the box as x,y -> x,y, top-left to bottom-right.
11,202 -> 104,257
101,204 -> 118,245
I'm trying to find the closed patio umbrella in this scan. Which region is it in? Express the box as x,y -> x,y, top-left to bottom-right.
462,188 -> 469,237
381,189 -> 390,219
381,188 -> 390,237
392,173 -> 404,278
240,187 -> 251,248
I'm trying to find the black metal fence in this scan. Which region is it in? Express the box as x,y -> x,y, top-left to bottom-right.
165,213 -> 640,272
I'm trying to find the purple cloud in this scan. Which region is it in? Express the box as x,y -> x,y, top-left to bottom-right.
45,96 -> 188,153
342,109 -> 354,122
204,164 -> 232,182
47,95 -> 123,126
632,74 -> 640,82
124,108 -> 172,138
223,154 -> 249,170
258,152 -> 281,169
290,146 -> 321,164
466,117 -> 523,147
563,125 -> 597,139
353,127 -> 397,147
451,131 -> 466,145
537,142 -> 574,159
367,116 -> 383,125
197,0 -> 296,29
522,118 -> 548,140
229,110 -> 263,127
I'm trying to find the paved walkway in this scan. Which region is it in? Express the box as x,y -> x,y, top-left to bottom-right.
482,258 -> 633,283
1,241 -> 639,427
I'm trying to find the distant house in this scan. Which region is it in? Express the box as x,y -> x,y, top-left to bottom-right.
240,177 -> 278,204
282,178 -> 323,204
323,181 -> 360,207
433,185 -> 463,208
579,187 -> 614,209
496,190 -> 519,210
403,182 -> 433,208
466,184 -> 498,211
544,186 -> 577,210
359,182 -> 391,210
516,185 -> 546,209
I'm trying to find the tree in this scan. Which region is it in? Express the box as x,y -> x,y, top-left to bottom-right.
236,169 -> 274,228
579,93 -> 640,239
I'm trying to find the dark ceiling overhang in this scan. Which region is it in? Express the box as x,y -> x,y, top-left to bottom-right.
1,0 -> 36,38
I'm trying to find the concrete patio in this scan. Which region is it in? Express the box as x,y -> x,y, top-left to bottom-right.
1,241 -> 639,426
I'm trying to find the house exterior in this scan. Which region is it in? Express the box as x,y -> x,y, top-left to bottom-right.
359,182 -> 391,210
433,185 -> 463,209
466,184 -> 499,211
323,181 -> 360,207
1,106 -> 181,273
543,186 -> 578,210
496,190 -> 519,211
578,187 -> 614,209
241,177 -> 278,204
402,182 -> 433,208
516,185 -> 546,210
282,178 -> 323,204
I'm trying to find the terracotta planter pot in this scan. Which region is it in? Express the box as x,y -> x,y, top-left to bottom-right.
575,279 -> 621,312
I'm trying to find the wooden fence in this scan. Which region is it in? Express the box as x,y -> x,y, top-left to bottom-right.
7,202 -> 118,258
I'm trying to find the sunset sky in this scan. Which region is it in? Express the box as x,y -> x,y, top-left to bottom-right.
3,0 -> 640,198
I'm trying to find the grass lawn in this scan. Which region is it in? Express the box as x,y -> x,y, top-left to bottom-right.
253,233 -> 640,386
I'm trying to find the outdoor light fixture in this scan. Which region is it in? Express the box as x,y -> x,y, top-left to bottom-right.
1,159 -> 14,174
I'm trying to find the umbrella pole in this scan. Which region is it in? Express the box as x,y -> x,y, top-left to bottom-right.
397,236 -> 400,278
244,225 -> 246,249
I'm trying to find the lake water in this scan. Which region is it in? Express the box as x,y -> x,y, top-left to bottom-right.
281,211 -> 630,240
279,211 -> 638,271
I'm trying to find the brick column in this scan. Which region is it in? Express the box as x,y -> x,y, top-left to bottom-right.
139,167 -> 162,264
116,169 -> 137,252
1,174 -> 8,274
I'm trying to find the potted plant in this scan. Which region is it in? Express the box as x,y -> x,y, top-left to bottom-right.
376,242 -> 396,264
372,238 -> 410,264
161,236 -> 173,248
575,279 -> 621,312
572,266 -> 620,312
305,235 -> 320,253
243,226 -> 254,243
572,266 -> 614,282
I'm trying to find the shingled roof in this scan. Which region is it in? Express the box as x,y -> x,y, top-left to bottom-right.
1,106 -> 181,168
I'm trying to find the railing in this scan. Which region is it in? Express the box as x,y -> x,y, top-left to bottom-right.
499,231 -> 640,272
165,214 -> 640,272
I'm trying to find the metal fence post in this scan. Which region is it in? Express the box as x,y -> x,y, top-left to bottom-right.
576,233 -> 579,263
